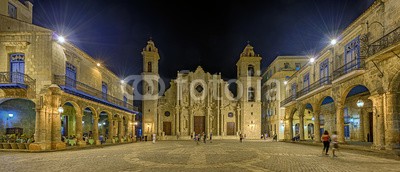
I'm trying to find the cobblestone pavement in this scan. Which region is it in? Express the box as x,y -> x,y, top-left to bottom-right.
1,140 -> 399,172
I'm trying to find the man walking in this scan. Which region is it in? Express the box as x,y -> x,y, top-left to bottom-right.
210,132 -> 213,143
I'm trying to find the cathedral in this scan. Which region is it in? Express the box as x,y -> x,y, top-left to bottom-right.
141,40 -> 262,139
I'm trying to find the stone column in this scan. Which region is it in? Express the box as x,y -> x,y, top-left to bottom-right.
335,102 -> 345,143
298,105 -> 305,140
359,108 -> 364,142
34,107 -> 46,142
175,107 -> 180,136
369,94 -> 385,149
217,108 -> 220,136
384,93 -> 400,149
76,113 -> 85,147
93,116 -> 100,145
206,107 -> 210,135
118,119 -> 123,142
107,116 -> 114,143
288,117 -> 293,140
48,86 -> 65,150
313,108 -> 321,142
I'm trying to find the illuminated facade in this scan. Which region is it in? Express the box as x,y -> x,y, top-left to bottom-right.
0,0 -> 138,151
142,41 -> 262,139
276,0 -> 400,150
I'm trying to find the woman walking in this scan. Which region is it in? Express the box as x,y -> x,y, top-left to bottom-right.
321,130 -> 330,155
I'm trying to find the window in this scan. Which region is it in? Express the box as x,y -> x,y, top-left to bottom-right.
102,82 -> 108,100
195,85 -> 203,93
165,111 -> 170,117
10,53 -> 25,83
228,112 -> 234,118
8,3 -> 17,19
303,73 -> 310,90
284,63 -> 290,69
147,62 -> 152,72
65,62 -> 76,88
248,87 -> 255,102
123,96 -> 127,107
295,63 -> 301,71
319,59 -> 329,84
291,83 -> 297,97
344,36 -> 360,72
248,65 -> 254,76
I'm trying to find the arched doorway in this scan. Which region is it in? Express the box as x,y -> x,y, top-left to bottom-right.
304,103 -> 315,140
0,99 -> 35,140
99,111 -> 110,143
343,85 -> 372,143
61,102 -> 78,140
319,96 -> 335,140
82,107 -> 95,143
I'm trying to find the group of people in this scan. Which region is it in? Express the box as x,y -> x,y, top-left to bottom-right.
321,130 -> 339,157
261,133 -> 278,141
193,132 -> 212,144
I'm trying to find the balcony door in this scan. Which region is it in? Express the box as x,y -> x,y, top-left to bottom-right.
66,63 -> 76,88
320,59 -> 329,84
10,53 -> 25,83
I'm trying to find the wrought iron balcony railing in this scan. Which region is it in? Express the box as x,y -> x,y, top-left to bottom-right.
280,94 -> 296,107
54,75 -> 138,112
297,76 -> 332,98
0,72 -> 35,88
333,58 -> 365,80
368,25 -> 400,57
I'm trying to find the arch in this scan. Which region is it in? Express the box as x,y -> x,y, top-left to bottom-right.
339,84 -> 373,105
247,65 -> 255,76
248,87 -> 255,102
61,101 -> 81,115
318,96 -> 335,107
0,98 -> 36,137
289,108 -> 298,119
389,69 -> 400,93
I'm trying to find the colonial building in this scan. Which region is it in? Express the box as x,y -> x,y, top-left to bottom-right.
0,0 -> 139,151
261,56 -> 308,140
278,0 -> 400,150
142,41 -> 262,139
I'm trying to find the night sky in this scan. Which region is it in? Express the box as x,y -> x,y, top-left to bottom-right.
33,0 -> 374,81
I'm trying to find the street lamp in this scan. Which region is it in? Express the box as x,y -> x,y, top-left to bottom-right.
283,81 -> 288,85
97,63 -> 101,67
330,39 -> 337,45
356,99 -> 364,108
58,106 -> 64,113
7,113 -> 14,120
309,57 -> 315,63
311,117 -> 315,121
57,35 -> 65,43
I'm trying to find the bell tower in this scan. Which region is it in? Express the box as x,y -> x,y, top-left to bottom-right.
236,43 -> 262,139
141,39 -> 160,138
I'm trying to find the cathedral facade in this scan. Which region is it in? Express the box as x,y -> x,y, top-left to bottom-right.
141,40 -> 262,139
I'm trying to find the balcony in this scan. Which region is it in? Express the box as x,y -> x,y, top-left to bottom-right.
0,72 -> 35,89
280,94 -> 296,107
332,58 -> 365,83
368,25 -> 400,57
54,75 -> 138,113
296,76 -> 332,100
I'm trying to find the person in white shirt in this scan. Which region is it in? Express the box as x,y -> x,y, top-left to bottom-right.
331,131 -> 339,157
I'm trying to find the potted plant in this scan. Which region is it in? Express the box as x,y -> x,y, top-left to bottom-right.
1,135 -> 11,149
9,134 -> 18,149
17,134 -> 27,149
0,135 -> 4,149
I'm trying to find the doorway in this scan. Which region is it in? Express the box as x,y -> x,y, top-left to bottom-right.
163,122 -> 172,135
227,122 -> 235,135
194,116 -> 205,134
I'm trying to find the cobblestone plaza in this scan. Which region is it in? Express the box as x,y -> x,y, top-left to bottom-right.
1,140 -> 399,171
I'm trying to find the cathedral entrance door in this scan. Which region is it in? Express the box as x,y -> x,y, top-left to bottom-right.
194,116 -> 205,134
227,122 -> 235,135
163,122 -> 172,135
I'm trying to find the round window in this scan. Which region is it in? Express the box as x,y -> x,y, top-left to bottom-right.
228,112 -> 234,118
165,111 -> 170,117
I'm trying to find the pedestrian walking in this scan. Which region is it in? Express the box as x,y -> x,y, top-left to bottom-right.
331,131 -> 339,157
202,132 -> 206,143
321,130 -> 330,155
152,133 -> 156,144
195,134 -> 199,145
210,132 -> 213,143
240,133 -> 243,143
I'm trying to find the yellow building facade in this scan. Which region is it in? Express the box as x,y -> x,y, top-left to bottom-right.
277,0 -> 400,150
142,41 -> 262,139
0,0 -> 138,151
261,56 -> 309,140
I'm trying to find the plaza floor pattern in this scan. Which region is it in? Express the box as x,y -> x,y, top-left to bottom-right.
1,140 -> 399,172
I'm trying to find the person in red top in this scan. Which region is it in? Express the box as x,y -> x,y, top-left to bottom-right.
321,130 -> 330,155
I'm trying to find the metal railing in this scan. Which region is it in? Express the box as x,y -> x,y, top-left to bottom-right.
0,72 -> 35,87
333,58 -> 365,80
368,25 -> 400,57
297,76 -> 332,98
54,75 -> 137,111
280,94 -> 296,107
